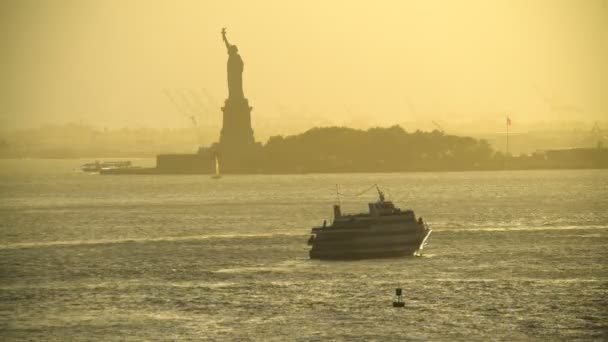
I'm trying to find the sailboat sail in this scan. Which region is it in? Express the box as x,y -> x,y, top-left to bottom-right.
212,155 -> 221,179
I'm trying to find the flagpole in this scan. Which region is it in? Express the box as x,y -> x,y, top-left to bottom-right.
506,116 -> 510,156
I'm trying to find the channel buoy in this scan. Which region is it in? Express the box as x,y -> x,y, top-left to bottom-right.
393,288 -> 405,307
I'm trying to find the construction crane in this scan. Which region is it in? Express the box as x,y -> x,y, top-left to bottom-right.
590,121 -> 607,148
163,89 -> 211,146
532,84 -> 583,117
432,120 -> 444,133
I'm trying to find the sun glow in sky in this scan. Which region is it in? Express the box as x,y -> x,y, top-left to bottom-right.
2,0 -> 607,133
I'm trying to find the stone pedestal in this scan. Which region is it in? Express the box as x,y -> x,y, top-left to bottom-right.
219,97 -> 255,149
218,97 -> 258,172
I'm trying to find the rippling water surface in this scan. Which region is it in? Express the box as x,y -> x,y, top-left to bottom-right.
1,159 -> 607,340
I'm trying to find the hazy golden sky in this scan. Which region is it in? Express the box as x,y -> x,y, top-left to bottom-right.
2,0 -> 607,133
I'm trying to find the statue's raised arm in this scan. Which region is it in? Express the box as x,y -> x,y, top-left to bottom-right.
221,27 -> 231,53
221,27 -> 244,100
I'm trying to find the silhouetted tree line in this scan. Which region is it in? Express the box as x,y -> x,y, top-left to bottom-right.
257,125 -> 494,172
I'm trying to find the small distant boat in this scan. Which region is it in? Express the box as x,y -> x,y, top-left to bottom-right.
211,155 -> 221,179
81,160 -> 132,173
81,162 -> 101,172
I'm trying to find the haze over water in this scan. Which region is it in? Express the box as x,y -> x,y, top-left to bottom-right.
0,159 -> 606,340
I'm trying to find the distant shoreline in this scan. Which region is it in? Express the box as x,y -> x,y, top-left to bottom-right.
3,125 -> 606,173
100,167 -> 608,175
2,156 -> 607,174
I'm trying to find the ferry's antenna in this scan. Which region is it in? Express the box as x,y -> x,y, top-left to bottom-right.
335,184 -> 341,206
375,184 -> 385,202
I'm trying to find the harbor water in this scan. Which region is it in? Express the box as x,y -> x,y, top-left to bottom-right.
0,159 -> 606,340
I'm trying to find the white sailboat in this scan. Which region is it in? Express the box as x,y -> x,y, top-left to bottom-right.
211,155 -> 221,179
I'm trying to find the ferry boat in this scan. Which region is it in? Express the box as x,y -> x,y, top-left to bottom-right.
308,187 -> 431,260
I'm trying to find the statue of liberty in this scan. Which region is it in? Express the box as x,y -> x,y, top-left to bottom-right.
218,27 -> 255,159
221,28 -> 244,100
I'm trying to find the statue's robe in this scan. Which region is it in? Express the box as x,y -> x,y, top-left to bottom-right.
227,52 -> 244,100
